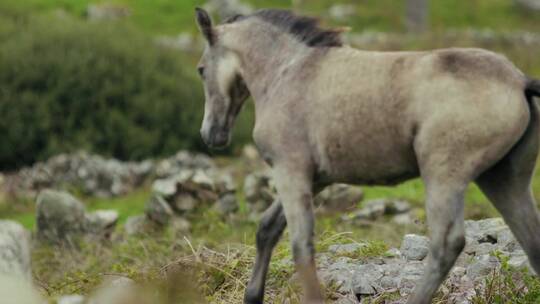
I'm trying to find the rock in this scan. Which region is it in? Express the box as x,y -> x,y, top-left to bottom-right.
57,295 -> 85,304
36,189 -> 87,243
145,195 -> 173,226
347,199 -> 412,222
329,4 -> 357,21
155,151 -> 214,178
152,167 -> 235,215
152,178 -> 178,198
9,152 -> 154,198
392,213 -> 414,225
0,274 -> 43,304
464,242 -> 497,256
87,4 -> 131,20
87,276 -> 152,304
244,171 -> 275,214
242,144 -> 261,163
156,33 -> 198,51
315,184 -> 363,213
397,261 -> 425,295
85,210 -> 119,238
0,221 -> 31,280
315,218 -> 532,301
36,189 -> 120,242
466,254 -> 501,280
350,264 -> 383,295
385,248 -> 402,258
507,254 -> 531,271
319,258 -> 357,293
171,217 -> 191,235
385,200 -> 411,215
214,193 -> 238,214
328,243 -> 365,255
514,0 -> 540,11
405,0 -> 429,33
204,0 -> 253,19
465,218 -> 507,244
400,234 -> 429,261
350,199 -> 386,220
172,194 -> 198,212
124,215 -> 149,236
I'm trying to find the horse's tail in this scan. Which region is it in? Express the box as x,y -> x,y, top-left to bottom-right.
526,78 -> 540,99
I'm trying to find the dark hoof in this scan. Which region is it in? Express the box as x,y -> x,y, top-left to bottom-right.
243,290 -> 263,304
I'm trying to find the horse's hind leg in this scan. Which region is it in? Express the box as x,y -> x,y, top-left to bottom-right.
407,179 -> 467,304
244,201 -> 287,304
476,102 -> 540,274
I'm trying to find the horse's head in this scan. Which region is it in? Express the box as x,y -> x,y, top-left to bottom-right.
195,8 -> 250,149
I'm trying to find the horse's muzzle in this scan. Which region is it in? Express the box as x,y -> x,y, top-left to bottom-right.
201,126 -> 230,149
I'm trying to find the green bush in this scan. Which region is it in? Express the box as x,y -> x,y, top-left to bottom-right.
0,14 -> 210,169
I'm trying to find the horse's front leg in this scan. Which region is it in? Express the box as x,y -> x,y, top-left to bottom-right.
244,201 -> 287,304
272,162 -> 323,303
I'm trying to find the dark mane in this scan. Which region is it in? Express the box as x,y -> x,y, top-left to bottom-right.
224,9 -> 343,48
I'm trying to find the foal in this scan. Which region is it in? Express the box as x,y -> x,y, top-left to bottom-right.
194,8 -> 540,304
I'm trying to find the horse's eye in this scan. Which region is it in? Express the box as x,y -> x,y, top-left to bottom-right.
198,66 -> 205,78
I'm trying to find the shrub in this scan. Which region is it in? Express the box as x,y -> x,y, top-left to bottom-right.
0,14 -> 209,169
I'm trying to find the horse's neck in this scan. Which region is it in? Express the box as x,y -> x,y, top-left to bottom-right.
235,32 -> 310,101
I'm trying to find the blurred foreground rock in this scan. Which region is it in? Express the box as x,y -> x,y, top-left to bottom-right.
319,218 -> 532,303
57,295 -> 85,304
36,189 -> 118,244
0,220 -> 31,281
0,274 -> 43,304
87,276 -> 152,304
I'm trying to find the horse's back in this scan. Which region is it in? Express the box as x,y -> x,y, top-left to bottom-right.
304,46 -> 529,186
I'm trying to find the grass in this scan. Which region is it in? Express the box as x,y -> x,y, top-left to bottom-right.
470,253 -> 540,304
2,0 -> 540,35
3,162 -> 540,302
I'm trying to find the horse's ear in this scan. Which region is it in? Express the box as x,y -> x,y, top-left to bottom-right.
195,7 -> 215,45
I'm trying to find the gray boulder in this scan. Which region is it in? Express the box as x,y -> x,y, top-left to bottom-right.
244,171 -> 275,214
315,184 -> 364,213
328,243 -> 365,256
400,234 -> 430,261
514,0 -> 540,11
466,254 -> 501,280
36,190 -> 87,243
36,189 -> 119,243
155,151 -> 214,178
350,264 -> 384,295
214,193 -> 238,215
0,220 -> 31,281
348,199 -> 412,222
124,215 -> 150,236
85,210 -> 119,238
145,195 -> 173,226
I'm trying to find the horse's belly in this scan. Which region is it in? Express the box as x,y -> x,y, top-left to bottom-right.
313,133 -> 419,186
